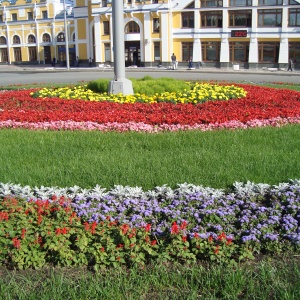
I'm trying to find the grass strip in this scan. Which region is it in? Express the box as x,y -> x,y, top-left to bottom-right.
0,258 -> 299,299
0,125 -> 299,189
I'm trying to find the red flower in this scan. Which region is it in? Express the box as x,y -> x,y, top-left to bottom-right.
180,221 -> 187,230
37,215 -> 42,225
91,221 -> 97,234
84,222 -> 90,231
182,236 -> 187,242
21,228 -> 26,239
145,223 -> 151,232
0,212 -> 9,221
150,240 -> 157,246
12,238 -> 21,249
226,238 -> 233,245
217,232 -> 226,241
120,224 -> 130,235
171,222 -> 179,234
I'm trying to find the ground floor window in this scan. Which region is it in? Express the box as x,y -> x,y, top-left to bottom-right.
0,48 -> 8,62
201,41 -> 220,61
289,42 -> 300,63
258,42 -> 279,62
229,41 -> 249,62
182,42 -> 193,61
104,43 -> 111,62
154,42 -> 160,62
28,46 -> 37,61
14,47 -> 22,62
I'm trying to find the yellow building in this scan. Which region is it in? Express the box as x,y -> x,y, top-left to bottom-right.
0,0 -> 75,65
1,0 -> 300,69
74,0 -> 300,69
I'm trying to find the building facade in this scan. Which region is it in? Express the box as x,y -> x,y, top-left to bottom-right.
0,0 -> 74,65
1,0 -> 300,69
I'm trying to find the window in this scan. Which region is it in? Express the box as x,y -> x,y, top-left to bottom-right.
182,12 -> 194,28
258,9 -> 282,27
104,43 -> 111,62
289,9 -> 300,27
182,42 -> 193,61
201,11 -> 222,27
258,0 -> 282,5
258,42 -> 279,62
103,21 -> 110,35
125,21 -> 140,33
42,33 -> 51,42
72,33 -> 76,42
229,0 -> 252,5
289,0 -> 300,4
154,42 -> 160,61
13,35 -> 20,44
12,13 -> 17,21
27,12 -> 33,20
28,34 -> 36,43
102,0 -> 108,6
201,0 -> 223,7
0,15 -> 3,22
0,36 -> 7,45
201,41 -> 220,61
229,42 -> 249,62
57,32 -> 65,42
42,11 -> 48,19
289,42 -> 300,63
153,18 -> 160,33
152,0 -> 158,3
229,10 -> 252,27
28,46 -> 37,61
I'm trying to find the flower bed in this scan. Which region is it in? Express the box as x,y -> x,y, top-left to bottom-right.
0,82 -> 299,269
0,84 -> 299,132
0,180 -> 299,269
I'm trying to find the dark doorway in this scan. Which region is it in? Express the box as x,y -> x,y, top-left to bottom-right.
44,46 -> 51,64
125,41 -> 140,67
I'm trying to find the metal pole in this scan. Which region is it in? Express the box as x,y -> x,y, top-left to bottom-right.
63,0 -> 70,70
108,0 -> 133,95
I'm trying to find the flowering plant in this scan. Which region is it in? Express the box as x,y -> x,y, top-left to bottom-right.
0,180 -> 299,269
0,84 -> 299,132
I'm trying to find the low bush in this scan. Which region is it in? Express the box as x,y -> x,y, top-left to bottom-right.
86,76 -> 190,95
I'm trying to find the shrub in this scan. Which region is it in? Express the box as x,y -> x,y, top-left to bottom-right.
86,79 -> 111,93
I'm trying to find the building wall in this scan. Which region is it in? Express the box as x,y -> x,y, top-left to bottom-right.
1,0 -> 299,69
0,0 -> 75,65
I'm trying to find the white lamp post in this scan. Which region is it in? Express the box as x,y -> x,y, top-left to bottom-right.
108,0 -> 133,95
63,0 -> 70,70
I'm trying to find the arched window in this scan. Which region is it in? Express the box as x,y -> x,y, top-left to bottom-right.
28,34 -> 36,43
13,35 -> 21,44
0,36 -> 7,45
42,33 -> 51,42
57,32 -> 65,42
125,21 -> 140,33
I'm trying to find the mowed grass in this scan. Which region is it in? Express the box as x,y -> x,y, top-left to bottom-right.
0,125 -> 299,190
0,258 -> 299,300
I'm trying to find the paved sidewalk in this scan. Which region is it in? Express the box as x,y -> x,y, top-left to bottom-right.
0,63 -> 299,76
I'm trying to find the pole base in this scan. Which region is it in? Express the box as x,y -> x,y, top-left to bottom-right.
108,78 -> 134,95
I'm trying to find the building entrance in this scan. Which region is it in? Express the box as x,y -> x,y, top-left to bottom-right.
125,41 -> 140,67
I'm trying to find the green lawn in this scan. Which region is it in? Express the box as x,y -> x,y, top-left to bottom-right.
0,125 -> 299,190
